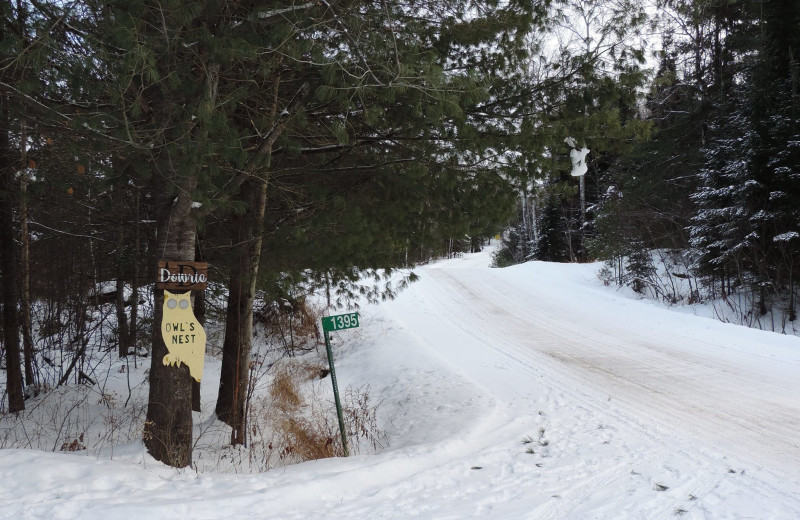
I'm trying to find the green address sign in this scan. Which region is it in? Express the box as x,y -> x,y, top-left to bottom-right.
321,312 -> 360,332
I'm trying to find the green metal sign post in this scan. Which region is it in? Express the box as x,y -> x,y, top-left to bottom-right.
321,312 -> 359,457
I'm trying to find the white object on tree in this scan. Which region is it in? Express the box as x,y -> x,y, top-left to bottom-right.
569,147 -> 590,177
564,137 -> 589,177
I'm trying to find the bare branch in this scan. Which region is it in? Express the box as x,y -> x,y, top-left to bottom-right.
257,2 -> 316,20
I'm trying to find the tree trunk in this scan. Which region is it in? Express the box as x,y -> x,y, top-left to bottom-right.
144,188 -> 197,467
19,134 -> 34,387
143,41 -> 220,467
115,224 -> 130,358
579,174 -> 586,262
0,129 -> 24,413
129,189 -> 140,359
216,256 -> 251,443
216,177 -> 267,445
192,239 -> 205,413
0,8 -> 24,411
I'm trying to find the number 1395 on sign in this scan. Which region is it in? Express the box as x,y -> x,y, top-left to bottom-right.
321,313 -> 360,332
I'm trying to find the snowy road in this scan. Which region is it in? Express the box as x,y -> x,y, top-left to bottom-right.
421,260 -> 800,475
373,251 -> 800,518
2,248 -> 800,519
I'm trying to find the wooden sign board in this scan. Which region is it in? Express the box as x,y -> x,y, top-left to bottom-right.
157,261 -> 208,291
161,290 -> 206,382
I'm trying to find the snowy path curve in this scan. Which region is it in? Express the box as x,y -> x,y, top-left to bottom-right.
378,252 -> 800,517
424,263 -> 800,475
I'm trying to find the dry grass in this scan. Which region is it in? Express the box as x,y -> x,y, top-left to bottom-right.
300,362 -> 330,381
268,366 -> 304,411
273,383 -> 385,463
343,385 -> 385,453
275,415 -> 339,461
266,362 -> 342,463
245,361 -> 384,468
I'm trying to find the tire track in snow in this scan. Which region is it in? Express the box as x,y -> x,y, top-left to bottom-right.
428,267 -> 800,471
404,264 -> 800,517
418,269 -> 707,518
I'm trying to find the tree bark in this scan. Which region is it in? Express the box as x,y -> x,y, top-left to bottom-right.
192,239 -> 205,413
19,130 -> 34,386
115,224 -> 129,358
579,174 -> 586,262
216,177 -> 267,445
215,71 -> 284,444
129,189 -> 140,357
0,0 -> 24,413
0,128 -> 24,413
216,256 -> 250,443
143,187 -> 197,467
142,33 -> 220,466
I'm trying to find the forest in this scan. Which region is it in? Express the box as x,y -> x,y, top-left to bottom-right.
0,0 -> 798,469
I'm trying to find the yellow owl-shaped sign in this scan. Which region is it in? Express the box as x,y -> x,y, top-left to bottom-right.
161,290 -> 206,382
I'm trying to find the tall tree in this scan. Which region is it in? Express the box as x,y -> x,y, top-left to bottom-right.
97,0 -> 230,467
0,88 -> 24,413
0,0 -> 52,412
690,0 -> 800,316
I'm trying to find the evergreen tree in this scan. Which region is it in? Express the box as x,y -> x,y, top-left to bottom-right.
590,26 -> 703,267
690,0 -> 800,316
0,0 -> 70,412
532,186 -> 571,262
580,0 -> 752,298
689,89 -> 754,297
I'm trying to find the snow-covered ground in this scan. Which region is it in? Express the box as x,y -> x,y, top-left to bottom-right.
2,245 -> 799,519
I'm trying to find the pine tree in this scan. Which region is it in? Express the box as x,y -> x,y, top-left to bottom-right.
0,0 -> 64,412
94,0 -> 252,466
690,0 -> 800,316
532,187 -> 571,262
590,26 -> 702,267
0,12 -> 25,409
